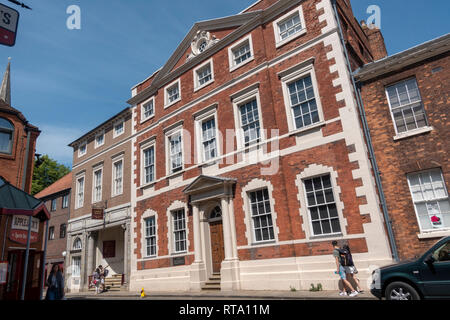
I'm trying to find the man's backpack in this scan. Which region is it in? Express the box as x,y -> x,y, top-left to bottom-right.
103,268 -> 109,277
339,249 -> 352,266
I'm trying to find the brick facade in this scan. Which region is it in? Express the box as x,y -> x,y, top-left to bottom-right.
357,41 -> 450,260
127,0 -> 394,292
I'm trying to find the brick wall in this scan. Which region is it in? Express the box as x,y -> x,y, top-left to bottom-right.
359,53 -> 450,259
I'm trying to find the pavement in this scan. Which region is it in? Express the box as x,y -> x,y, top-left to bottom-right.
66,289 -> 376,300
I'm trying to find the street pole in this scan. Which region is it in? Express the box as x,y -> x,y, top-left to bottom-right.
39,220 -> 49,300
20,215 -> 33,300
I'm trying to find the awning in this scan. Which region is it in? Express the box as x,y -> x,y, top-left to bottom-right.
0,176 -> 50,221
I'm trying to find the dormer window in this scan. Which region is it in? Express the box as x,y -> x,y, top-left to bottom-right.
0,117 -> 14,154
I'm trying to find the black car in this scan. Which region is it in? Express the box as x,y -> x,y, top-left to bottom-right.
371,236 -> 450,300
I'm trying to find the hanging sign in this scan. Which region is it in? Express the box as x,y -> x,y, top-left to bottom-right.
92,208 -> 104,220
9,215 -> 40,245
0,3 -> 19,47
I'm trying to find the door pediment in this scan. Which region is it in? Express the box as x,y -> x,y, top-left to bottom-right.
183,175 -> 236,203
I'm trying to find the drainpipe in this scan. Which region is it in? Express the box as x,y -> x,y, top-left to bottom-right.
330,0 -> 399,262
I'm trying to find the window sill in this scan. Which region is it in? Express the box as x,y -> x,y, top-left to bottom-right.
164,98 -> 182,110
229,56 -> 254,73
194,79 -> 214,93
166,169 -> 184,180
139,181 -> 156,190
417,229 -> 450,239
289,121 -> 326,137
113,132 -> 124,139
140,115 -> 155,125
251,240 -> 276,246
393,126 -> 433,141
275,28 -> 307,49
309,233 -> 343,241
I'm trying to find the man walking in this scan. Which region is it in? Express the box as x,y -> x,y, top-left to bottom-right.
332,241 -> 358,297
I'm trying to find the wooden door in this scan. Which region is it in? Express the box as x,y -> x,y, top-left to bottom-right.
210,221 -> 225,273
5,250 -> 23,300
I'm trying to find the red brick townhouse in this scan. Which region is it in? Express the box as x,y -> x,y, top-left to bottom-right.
35,173 -> 72,279
127,0 -> 395,292
355,34 -> 450,260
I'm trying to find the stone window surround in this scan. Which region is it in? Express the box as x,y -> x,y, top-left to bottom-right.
193,58 -> 215,92
111,154 -> 124,197
194,104 -> 220,164
141,96 -> 155,124
166,200 -> 190,256
91,164 -> 103,204
279,60 -> 325,134
75,172 -> 85,209
295,164 -> 347,240
272,4 -> 307,49
231,84 -> 266,150
241,178 -> 279,245
94,130 -> 105,149
164,78 -> 182,109
228,34 -> 255,72
141,208 -> 158,259
140,137 -> 156,187
165,124 -> 185,176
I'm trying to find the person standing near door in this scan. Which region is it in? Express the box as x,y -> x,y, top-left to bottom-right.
45,264 -> 64,300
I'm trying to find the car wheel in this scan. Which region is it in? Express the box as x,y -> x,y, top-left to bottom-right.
385,282 -> 420,300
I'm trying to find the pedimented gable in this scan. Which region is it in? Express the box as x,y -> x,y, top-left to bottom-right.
154,11 -> 262,84
183,175 -> 236,195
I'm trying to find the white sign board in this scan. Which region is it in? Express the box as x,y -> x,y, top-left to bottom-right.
0,3 -> 19,46
11,215 -> 39,233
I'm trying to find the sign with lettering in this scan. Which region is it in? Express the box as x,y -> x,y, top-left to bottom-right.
9,215 -> 40,245
92,208 -> 104,220
172,256 -> 185,266
0,3 -> 19,47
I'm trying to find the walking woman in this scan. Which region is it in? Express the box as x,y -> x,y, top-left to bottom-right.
45,264 -> 65,300
342,244 -> 363,293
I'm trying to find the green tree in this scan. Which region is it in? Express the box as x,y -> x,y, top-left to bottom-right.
31,155 -> 71,195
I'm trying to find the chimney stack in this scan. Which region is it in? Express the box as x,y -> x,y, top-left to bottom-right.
361,21 -> 388,61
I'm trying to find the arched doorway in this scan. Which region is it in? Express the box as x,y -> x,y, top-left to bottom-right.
209,206 -> 224,274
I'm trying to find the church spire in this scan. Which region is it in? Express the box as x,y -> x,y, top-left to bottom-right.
0,58 -> 11,105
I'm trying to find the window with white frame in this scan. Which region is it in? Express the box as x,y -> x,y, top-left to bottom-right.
165,80 -> 181,107
168,131 -> 183,174
76,176 -> 85,209
304,174 -> 341,236
62,194 -> 69,208
407,169 -> 450,232
194,60 -> 214,90
172,209 -> 186,253
95,131 -> 104,148
72,256 -> 81,277
287,75 -> 320,130
113,159 -> 123,196
249,189 -> 275,242
386,78 -> 428,134
273,6 -> 306,47
114,119 -> 124,138
144,216 -> 157,257
93,168 -> 102,203
142,98 -> 154,121
48,226 -> 55,240
78,141 -> 87,157
143,145 -> 155,184
239,99 -> 261,147
229,36 -> 254,71
201,117 -> 218,161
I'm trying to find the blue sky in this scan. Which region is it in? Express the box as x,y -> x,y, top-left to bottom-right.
0,0 -> 449,167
